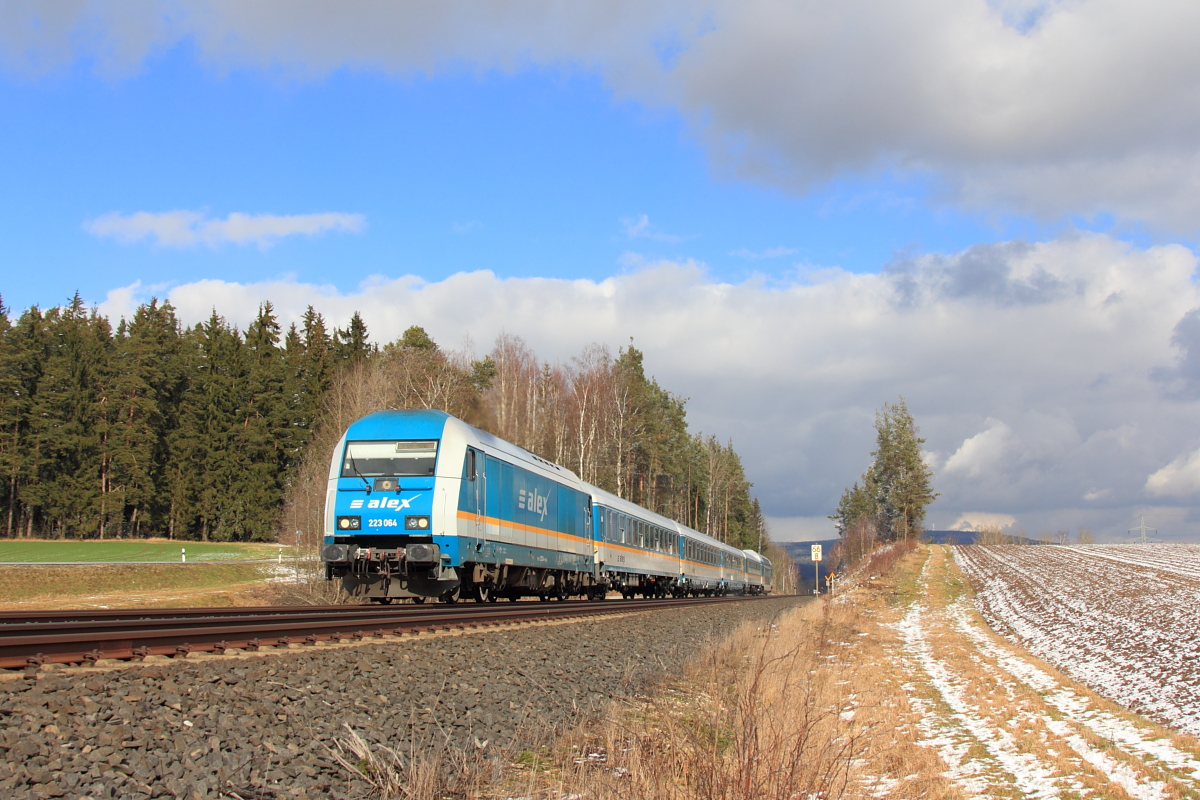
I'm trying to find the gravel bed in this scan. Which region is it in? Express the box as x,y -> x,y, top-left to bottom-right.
0,596 -> 802,799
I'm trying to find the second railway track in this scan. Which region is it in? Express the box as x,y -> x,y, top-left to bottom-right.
0,595 -> 776,671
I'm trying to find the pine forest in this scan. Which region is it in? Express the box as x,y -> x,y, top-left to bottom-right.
0,294 -> 770,553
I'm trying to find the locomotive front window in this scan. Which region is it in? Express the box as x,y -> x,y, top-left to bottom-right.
342,440 -> 438,478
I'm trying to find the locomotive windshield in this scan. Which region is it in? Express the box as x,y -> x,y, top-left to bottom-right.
341,440 -> 438,478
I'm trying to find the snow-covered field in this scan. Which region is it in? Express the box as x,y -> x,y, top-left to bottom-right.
869,545 -> 1200,799
955,544 -> 1200,737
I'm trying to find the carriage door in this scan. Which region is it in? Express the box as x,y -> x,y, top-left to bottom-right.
468,448 -> 485,551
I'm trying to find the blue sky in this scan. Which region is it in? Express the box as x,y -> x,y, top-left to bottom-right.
4,2 -> 1200,541
3,34 -> 1085,313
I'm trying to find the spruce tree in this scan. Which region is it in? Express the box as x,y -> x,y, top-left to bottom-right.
874,398 -> 938,540
298,306 -> 333,438
0,299 -> 18,537
829,398 -> 938,542
830,481 -> 874,535
28,294 -> 113,538
334,311 -> 372,364
174,311 -> 244,541
107,300 -> 186,537
234,302 -> 289,541
4,306 -> 49,537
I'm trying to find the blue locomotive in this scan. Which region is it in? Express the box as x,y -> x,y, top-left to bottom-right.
320,410 -> 773,602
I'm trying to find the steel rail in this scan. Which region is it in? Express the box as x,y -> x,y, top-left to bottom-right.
0,595 -> 777,670
0,598 -> 680,625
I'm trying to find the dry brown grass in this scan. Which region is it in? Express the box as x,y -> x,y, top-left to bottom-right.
0,555 -> 359,610
0,562 -> 272,609
259,558 -> 361,606
328,723 -> 506,800
486,543 -> 949,800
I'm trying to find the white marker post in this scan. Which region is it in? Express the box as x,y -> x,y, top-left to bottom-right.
181,548 -> 186,563
811,544 -> 822,595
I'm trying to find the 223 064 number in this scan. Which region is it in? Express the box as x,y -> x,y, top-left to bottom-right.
367,518 -> 398,528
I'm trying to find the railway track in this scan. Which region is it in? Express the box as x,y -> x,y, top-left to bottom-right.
0,595 -> 774,670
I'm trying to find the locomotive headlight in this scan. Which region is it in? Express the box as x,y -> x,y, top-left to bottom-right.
405,515 -> 430,530
337,515 -> 361,530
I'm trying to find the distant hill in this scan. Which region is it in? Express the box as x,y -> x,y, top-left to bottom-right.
924,530 -> 977,544
923,530 -> 1046,545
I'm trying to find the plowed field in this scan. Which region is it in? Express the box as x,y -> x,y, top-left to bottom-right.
955,544 -> 1200,737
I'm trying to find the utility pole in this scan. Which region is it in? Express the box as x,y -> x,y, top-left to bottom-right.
1128,515 -> 1157,543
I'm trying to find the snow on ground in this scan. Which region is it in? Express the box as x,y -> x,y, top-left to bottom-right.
955,544 -> 1200,737
869,545 -> 1200,799
892,551 -> 1068,798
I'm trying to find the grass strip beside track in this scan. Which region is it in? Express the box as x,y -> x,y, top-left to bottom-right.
0,540 -> 283,563
0,562 -> 271,607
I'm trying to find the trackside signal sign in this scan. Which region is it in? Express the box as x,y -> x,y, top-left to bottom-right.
811,544 -> 822,562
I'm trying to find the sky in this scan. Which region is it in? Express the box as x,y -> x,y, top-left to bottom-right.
3,1 -> 1200,542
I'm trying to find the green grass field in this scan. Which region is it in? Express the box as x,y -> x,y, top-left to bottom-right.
0,539 -> 288,563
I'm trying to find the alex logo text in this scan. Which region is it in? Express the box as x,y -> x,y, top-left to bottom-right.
349,494 -> 423,511
518,488 -> 549,521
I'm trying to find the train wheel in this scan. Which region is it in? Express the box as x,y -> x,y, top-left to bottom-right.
412,596 -> 426,604
473,584 -> 492,604
441,585 -> 461,604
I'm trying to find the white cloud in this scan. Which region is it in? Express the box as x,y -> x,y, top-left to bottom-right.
96,232 -> 1200,540
621,214 -> 682,243
948,513 -> 1018,531
943,419 -> 1014,479
1146,449 -> 1200,497
10,2 -> 1200,229
765,516 -> 837,543
730,246 -> 798,260
85,210 -> 366,248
